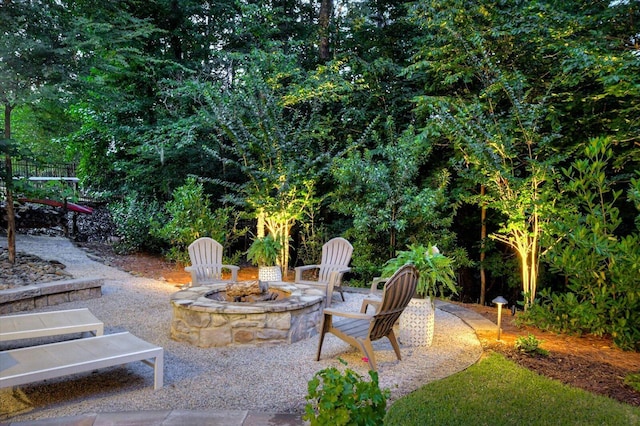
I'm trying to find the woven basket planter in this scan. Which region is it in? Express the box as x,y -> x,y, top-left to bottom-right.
258,266 -> 282,282
398,297 -> 435,347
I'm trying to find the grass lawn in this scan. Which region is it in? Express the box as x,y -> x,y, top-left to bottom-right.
385,352 -> 640,426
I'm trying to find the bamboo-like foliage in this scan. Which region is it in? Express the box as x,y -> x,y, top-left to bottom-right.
419,33 -> 561,310
203,78 -> 330,274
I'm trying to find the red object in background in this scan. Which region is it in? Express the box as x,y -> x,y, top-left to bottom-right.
18,198 -> 93,214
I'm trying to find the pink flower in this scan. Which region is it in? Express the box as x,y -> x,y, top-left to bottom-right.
362,357 -> 369,363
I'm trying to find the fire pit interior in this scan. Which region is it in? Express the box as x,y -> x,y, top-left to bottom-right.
206,280 -> 290,303
170,281 -> 324,348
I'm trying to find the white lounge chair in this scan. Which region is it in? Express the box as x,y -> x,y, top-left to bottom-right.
0,308 -> 104,342
0,332 -> 163,390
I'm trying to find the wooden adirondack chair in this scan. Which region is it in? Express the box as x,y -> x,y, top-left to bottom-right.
185,237 -> 239,285
294,237 -> 353,306
315,264 -> 419,371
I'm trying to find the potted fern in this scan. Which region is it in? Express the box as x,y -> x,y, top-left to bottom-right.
246,234 -> 283,282
380,244 -> 457,347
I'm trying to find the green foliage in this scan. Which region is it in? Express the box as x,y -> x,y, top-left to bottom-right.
416,32 -> 560,309
204,76 -> 328,273
519,286 -> 640,352
514,334 -> 549,357
303,360 -> 390,426
8,105 -> 77,165
407,0 -> 640,308
385,352 -> 640,426
331,117 -> 467,284
246,234 -> 282,267
624,373 -> 640,393
109,193 -> 164,255
296,216 -> 328,268
535,138 -> 640,350
7,1 -> 640,331
11,177 -> 79,204
381,244 -> 458,299
151,177 -> 240,264
480,248 -> 522,293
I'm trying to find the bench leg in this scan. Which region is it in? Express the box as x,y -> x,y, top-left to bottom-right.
140,350 -> 164,390
154,351 -> 164,390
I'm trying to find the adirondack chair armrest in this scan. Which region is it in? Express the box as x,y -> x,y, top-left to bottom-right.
369,276 -> 387,292
360,295 -> 382,314
184,265 -> 197,283
185,263 -> 238,271
222,264 -> 240,271
184,264 -> 240,282
294,264 -> 320,282
323,308 -> 372,321
223,264 -> 240,281
332,267 -> 352,276
358,277 -> 387,314
327,268 -> 351,285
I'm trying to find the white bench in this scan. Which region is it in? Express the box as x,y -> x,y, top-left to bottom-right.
0,308 -> 104,342
0,332 -> 163,390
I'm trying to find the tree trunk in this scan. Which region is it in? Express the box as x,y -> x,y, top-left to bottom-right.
479,185 -> 487,305
4,103 -> 16,264
255,208 -> 265,239
318,0 -> 333,62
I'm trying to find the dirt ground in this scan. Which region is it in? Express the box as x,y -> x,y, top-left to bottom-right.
77,242 -> 640,407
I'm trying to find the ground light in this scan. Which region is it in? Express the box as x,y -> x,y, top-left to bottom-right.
492,296 -> 508,341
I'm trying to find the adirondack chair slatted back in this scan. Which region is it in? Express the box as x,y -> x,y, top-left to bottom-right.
369,265 -> 418,341
188,237 -> 224,281
317,237 -> 353,283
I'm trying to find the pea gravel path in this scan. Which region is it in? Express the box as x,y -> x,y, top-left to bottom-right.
1,235 -> 483,423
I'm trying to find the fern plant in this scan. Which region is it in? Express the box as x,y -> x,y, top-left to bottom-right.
246,234 -> 282,267
381,244 -> 457,299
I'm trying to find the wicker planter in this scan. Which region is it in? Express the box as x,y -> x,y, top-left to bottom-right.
258,266 -> 282,282
398,297 -> 435,347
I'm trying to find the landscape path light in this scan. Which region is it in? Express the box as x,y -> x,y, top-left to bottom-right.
492,296 -> 508,341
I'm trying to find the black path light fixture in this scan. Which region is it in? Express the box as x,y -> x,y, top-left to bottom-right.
492,296 -> 508,341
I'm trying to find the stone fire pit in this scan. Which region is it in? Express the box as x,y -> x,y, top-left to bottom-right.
170,281 -> 324,348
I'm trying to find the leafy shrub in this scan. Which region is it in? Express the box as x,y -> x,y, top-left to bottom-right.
304,359 -> 390,426
514,334 -> 549,357
297,220 -> 327,268
151,177 -> 242,264
109,193 -> 164,254
624,373 -> 640,393
331,119 -> 469,285
518,287 -> 640,351
537,138 -> 640,351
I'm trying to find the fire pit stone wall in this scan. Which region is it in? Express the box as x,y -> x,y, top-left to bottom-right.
170,282 -> 325,348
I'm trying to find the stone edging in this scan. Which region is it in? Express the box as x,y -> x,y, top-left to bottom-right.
0,277 -> 104,314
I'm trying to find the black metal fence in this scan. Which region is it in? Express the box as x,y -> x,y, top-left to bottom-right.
11,160 -> 77,178
0,160 -> 92,203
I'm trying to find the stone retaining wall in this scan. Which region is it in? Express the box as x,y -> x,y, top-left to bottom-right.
0,277 -> 103,314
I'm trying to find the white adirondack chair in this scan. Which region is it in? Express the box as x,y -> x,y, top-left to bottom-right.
185,237 -> 239,285
294,237 -> 353,306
